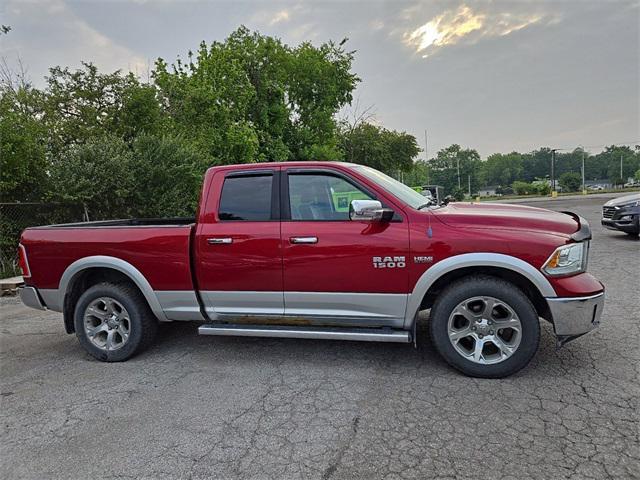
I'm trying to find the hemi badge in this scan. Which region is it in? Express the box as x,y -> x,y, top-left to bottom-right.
414,256 -> 433,264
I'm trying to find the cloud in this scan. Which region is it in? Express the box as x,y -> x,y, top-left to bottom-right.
403,5 -> 548,58
269,9 -> 291,26
1,0 -> 148,85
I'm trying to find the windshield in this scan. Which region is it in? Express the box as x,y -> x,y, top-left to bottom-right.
351,165 -> 430,209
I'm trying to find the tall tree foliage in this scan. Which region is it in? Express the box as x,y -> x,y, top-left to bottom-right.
429,144 -> 482,194
340,122 -> 419,174
153,26 -> 359,164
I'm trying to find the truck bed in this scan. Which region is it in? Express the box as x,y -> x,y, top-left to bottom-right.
20,220 -> 195,292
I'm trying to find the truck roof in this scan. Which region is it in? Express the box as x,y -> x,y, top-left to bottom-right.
206,161 -> 359,173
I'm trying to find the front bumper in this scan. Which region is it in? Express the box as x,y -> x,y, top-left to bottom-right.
546,292 -> 604,346
19,286 -> 46,311
601,215 -> 639,234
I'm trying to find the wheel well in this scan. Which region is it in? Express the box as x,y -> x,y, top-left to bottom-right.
419,266 -> 552,322
62,267 -> 145,334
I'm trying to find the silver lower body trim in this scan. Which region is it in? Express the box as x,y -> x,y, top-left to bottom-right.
19,287 -> 46,310
284,291 -> 407,326
198,324 -> 411,343
546,292 -> 604,337
39,289 -> 62,312
155,291 -> 204,321
200,291 -> 284,317
198,290 -> 407,327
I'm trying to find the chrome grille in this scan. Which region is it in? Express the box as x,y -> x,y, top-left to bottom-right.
602,206 -> 617,219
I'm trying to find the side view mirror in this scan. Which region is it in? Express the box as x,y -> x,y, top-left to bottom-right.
349,199 -> 394,222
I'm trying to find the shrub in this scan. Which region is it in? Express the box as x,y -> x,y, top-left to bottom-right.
512,181 -> 533,195
47,135 -> 135,220
559,172 -> 582,192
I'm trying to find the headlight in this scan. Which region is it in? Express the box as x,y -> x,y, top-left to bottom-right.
619,200 -> 640,208
542,242 -> 588,277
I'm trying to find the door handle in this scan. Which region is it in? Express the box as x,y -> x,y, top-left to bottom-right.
290,236 -> 318,244
207,237 -> 233,245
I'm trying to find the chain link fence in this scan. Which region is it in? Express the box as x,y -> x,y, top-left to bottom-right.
0,203 -> 87,278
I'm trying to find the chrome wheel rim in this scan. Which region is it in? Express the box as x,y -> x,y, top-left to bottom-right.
447,296 -> 522,365
83,297 -> 131,351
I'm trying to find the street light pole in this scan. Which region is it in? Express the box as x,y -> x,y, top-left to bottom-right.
620,154 -> 623,181
457,156 -> 461,189
550,149 -> 557,196
579,145 -> 585,194
424,130 -> 428,164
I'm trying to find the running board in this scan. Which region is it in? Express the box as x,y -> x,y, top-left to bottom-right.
198,324 -> 411,343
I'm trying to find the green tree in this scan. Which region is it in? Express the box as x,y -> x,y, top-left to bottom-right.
593,145 -> 639,182
0,79 -> 48,201
481,152 -> 524,186
403,159 -> 431,187
153,27 -> 359,164
340,122 -> 419,175
47,135 -> 135,219
559,172 -> 581,192
128,134 -> 210,218
430,144 -> 481,195
42,63 -> 158,156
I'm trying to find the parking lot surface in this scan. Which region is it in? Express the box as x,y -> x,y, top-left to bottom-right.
1,195 -> 638,479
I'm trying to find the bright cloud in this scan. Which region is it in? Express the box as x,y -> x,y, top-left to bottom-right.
269,9 -> 291,25
403,5 -> 545,58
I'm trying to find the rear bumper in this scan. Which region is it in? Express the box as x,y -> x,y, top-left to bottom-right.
19,286 -> 46,311
547,292 -> 604,346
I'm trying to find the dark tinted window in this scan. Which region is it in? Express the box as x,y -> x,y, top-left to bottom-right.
219,175 -> 272,221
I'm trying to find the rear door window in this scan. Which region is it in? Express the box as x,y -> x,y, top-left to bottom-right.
218,175 -> 273,221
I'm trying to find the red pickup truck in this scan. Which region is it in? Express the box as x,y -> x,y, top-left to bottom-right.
18,162 -> 604,378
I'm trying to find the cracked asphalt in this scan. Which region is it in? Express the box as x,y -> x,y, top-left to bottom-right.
1,195 -> 639,479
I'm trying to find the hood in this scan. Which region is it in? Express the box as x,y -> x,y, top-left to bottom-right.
432,202 -> 578,237
604,193 -> 640,207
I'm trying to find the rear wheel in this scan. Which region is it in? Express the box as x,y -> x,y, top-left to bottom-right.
74,282 -> 158,362
429,276 -> 540,378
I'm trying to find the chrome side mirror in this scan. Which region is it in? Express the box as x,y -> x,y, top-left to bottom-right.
349,199 -> 394,222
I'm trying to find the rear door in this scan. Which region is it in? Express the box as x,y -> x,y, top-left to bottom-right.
195,168 -> 283,318
281,167 -> 410,327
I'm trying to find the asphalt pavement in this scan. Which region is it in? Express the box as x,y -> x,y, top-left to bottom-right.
1,195 -> 638,479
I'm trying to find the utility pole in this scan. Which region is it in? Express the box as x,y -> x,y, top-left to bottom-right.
457,155 -> 461,189
620,154 -> 623,181
580,146 -> 585,194
550,149 -> 557,195
424,130 -> 428,164
424,130 -> 430,185
468,174 -> 471,197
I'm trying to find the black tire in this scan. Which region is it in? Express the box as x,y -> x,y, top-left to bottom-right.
74,282 -> 158,362
429,275 -> 540,378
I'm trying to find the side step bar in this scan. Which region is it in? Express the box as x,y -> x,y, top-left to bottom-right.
198,324 -> 411,343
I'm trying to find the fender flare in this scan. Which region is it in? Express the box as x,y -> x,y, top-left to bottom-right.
58,255 -> 168,322
404,252 -> 556,328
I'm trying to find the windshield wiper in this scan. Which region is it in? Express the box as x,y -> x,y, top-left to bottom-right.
417,203 -> 432,210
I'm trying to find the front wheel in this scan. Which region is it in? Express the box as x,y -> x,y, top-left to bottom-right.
429,276 -> 540,378
74,282 -> 158,362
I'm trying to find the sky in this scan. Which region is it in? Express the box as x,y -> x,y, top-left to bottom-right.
1,0 -> 639,158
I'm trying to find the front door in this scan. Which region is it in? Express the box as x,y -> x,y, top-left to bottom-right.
281,168 -> 410,327
195,169 -> 283,318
